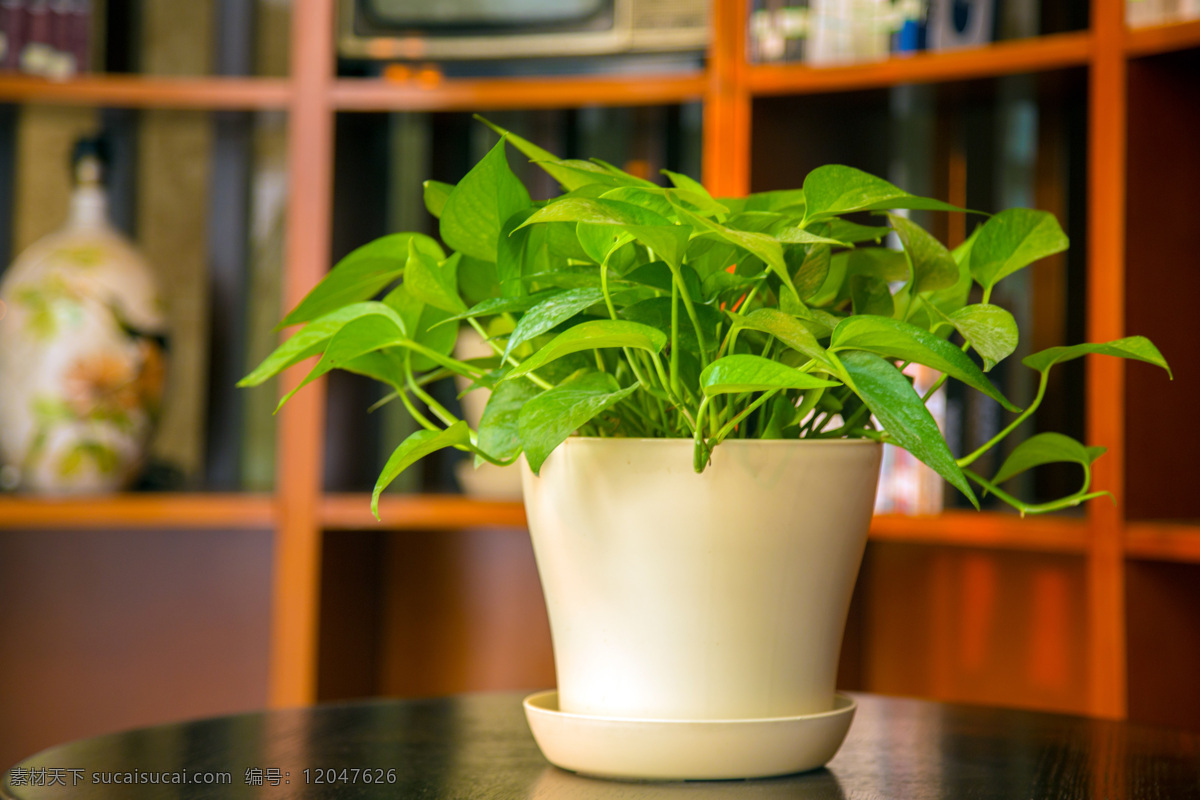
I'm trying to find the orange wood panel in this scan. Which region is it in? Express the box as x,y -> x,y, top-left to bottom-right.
270,0 -> 336,709
332,74 -> 705,112
1085,0 -> 1130,720
746,32 -> 1092,96
1125,18 -> 1200,57
703,0 -> 750,196
869,512 -> 1089,553
1125,522 -> 1200,563
323,495 -> 527,531
0,74 -> 290,109
0,494 -> 274,529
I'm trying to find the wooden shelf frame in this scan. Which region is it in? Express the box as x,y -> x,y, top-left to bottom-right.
746,31 -> 1093,96
0,74 -> 291,109
0,493 -> 275,529
6,0 -> 1200,717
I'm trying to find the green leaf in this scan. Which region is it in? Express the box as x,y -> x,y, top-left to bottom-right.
969,209 -> 1068,292
476,378 -> 541,463
620,297 -> 723,358
503,287 -> 606,360
279,233 -> 444,328
241,302 -> 406,387
474,115 -> 599,192
496,207 -> 540,297
518,196 -> 690,270
440,291 -> 562,325
504,320 -> 667,379
383,284 -> 457,372
440,137 -> 532,262
519,372 -> 637,473
839,350 -> 977,507
373,422 -> 472,518
823,219 -> 890,244
676,206 -> 798,301
792,245 -> 831,302
831,315 -> 1018,411
802,165 -> 965,221
277,311 -> 407,410
738,188 -> 806,213
849,275 -> 895,318
947,304 -> 1018,371
1022,336 -> 1172,378
992,432 -> 1105,486
887,213 -> 959,294
732,308 -> 834,370
405,243 -> 467,314
700,354 -> 839,396
423,180 -> 454,219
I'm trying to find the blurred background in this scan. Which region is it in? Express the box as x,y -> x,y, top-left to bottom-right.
0,0 -> 1197,768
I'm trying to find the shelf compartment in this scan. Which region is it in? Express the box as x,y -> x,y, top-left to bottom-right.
1125,522 -> 1200,563
1127,18 -> 1200,57
0,75 -> 291,110
0,494 -> 275,529
331,72 -> 707,112
747,32 -> 1092,96
322,494 -> 527,530
870,512 -> 1089,554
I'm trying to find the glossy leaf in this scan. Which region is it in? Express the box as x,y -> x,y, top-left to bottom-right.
969,209 -> 1068,292
700,354 -> 839,396
383,283 -> 457,372
517,197 -> 689,270
947,304 -> 1019,371
676,206 -> 798,300
440,137 -> 532,262
475,115 -> 598,192
992,432 -> 1106,486
405,243 -> 466,314
888,213 -> 959,294
839,350 -> 976,507
803,165 -> 964,220
831,316 -> 1018,411
504,320 -> 667,379
476,378 -> 541,463
423,180 -> 454,219
519,372 -> 637,473
373,422 -> 472,517
621,297 -> 723,358
849,275 -> 895,318
503,288 -> 606,360
1023,336 -> 1172,378
732,308 -> 834,370
277,312 -> 407,410
240,302 -> 406,387
279,233 -> 443,328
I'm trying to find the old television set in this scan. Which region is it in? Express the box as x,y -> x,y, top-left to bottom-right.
338,0 -> 710,62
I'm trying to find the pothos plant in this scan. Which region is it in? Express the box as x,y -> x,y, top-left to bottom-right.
242,117 -> 1170,519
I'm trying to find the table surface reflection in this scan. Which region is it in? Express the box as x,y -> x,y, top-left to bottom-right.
4,692 -> 1200,799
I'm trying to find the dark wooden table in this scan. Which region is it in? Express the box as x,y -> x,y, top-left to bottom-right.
4,691 -> 1199,799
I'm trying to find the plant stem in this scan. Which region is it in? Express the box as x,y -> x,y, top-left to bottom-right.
670,279 -> 681,396
466,317 -> 553,390
715,390 -> 778,441
957,369 -> 1049,469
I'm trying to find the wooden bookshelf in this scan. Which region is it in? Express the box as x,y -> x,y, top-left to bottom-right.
746,31 -> 1093,95
331,72 -> 706,112
3,0 -> 1200,731
0,74 -> 291,109
1126,17 -> 1200,57
0,493 -> 275,529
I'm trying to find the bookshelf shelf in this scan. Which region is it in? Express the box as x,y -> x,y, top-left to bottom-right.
330,72 -> 707,112
745,31 -> 1093,97
1126,18 -> 1200,57
0,493 -> 276,529
1125,521 -> 1200,563
322,494 -> 526,530
0,74 -> 291,110
870,512 -> 1090,554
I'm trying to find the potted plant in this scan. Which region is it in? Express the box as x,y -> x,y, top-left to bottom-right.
241,118 -> 1169,780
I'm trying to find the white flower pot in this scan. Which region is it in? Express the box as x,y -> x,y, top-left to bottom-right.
521,437 -> 883,723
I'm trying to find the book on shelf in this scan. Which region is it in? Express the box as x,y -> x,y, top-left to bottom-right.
0,0 -> 91,80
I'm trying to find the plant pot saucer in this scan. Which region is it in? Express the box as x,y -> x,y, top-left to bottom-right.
523,690 -> 857,781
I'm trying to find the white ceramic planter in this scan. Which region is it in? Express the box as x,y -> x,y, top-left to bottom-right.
521,437 -> 883,723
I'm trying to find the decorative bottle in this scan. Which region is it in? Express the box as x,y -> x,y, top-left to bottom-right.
0,135 -> 168,493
